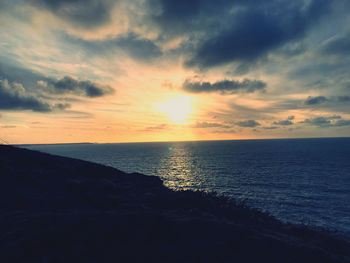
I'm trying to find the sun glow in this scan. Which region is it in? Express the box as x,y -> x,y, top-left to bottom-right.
154,95 -> 194,124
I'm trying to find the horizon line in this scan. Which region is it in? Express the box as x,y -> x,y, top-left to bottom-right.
10,136 -> 350,146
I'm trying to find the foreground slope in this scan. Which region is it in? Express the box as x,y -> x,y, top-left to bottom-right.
0,145 -> 349,263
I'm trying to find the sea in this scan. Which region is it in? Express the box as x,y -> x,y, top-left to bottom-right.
21,137 -> 350,238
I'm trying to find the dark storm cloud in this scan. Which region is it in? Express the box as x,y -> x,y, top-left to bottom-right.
183,79 -> 266,94
46,76 -> 114,98
0,79 -> 51,112
150,0 -> 232,35
182,0 -> 331,69
322,33 -> 350,56
236,120 -> 260,128
30,0 -> 114,28
304,96 -> 328,105
153,0 -> 210,22
63,33 -> 162,62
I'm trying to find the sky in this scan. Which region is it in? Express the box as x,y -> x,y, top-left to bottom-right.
0,0 -> 350,144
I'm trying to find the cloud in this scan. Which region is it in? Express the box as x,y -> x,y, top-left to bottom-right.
333,119 -> 350,126
150,0 -> 231,36
265,96 -> 350,115
273,120 -> 293,126
273,115 -> 295,126
213,129 -> 236,134
304,96 -> 328,105
143,124 -> 168,131
301,115 -> 348,127
54,103 -> 71,110
192,122 -> 231,128
42,76 -> 114,98
0,58 -> 48,91
183,0 -> 331,69
0,59 -> 114,99
183,79 -> 266,94
236,120 -> 260,127
300,96 -> 350,113
0,59 -> 114,115
62,33 -> 163,62
322,33 -> 350,56
336,96 -> 350,102
31,0 -> 115,28
0,79 -> 52,112
62,110 -> 94,119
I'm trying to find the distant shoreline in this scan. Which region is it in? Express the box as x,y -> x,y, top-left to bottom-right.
14,142 -> 95,146
12,136 -> 350,146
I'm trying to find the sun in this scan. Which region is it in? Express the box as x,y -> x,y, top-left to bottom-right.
154,95 -> 193,124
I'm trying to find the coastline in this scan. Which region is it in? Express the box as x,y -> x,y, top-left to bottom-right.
0,145 -> 349,262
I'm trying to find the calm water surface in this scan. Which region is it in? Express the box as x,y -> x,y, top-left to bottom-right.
23,138 -> 350,237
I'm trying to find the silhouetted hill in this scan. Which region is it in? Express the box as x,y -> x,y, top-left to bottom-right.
0,145 -> 349,263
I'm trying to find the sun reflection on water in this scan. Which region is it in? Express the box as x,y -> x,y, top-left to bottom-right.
159,143 -> 208,191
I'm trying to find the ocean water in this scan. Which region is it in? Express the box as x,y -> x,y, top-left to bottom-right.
22,138 -> 350,237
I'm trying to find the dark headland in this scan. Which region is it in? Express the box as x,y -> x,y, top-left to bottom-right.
0,145 -> 349,263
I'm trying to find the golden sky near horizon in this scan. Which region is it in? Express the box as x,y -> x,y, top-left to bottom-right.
1,0 -> 350,144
